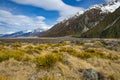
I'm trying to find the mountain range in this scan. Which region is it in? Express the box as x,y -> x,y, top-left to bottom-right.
0,0 -> 120,38
0,28 -> 44,38
41,0 -> 120,38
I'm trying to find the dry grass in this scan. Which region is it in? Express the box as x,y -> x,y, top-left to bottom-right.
34,53 -> 63,69
0,40 -> 120,80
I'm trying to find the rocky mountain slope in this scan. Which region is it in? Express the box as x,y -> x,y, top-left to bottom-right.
41,0 -> 120,37
81,7 -> 120,38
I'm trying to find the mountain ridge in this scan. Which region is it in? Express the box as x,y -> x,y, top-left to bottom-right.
81,6 -> 120,38
41,0 -> 120,37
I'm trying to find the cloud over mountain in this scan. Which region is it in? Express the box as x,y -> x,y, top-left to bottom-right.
11,0 -> 84,21
0,9 -> 50,34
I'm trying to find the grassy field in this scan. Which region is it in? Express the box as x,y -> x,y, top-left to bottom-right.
0,38 -> 120,80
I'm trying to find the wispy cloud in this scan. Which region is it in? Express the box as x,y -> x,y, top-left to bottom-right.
0,9 -> 51,34
11,0 -> 84,21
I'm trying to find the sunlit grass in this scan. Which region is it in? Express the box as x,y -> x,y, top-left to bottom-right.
39,75 -> 56,80
34,53 -> 63,69
0,76 -> 11,80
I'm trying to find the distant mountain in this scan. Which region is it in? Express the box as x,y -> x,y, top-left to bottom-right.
0,34 -> 3,37
81,7 -> 120,38
41,0 -> 120,37
0,28 -> 44,38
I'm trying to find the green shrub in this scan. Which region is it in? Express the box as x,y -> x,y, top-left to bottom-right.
34,53 -> 63,69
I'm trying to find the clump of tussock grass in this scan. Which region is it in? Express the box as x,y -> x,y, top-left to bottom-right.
0,45 -> 5,50
59,47 -> 77,54
80,49 -> 119,60
34,53 -> 63,69
59,47 -> 119,60
0,49 -> 25,62
23,55 -> 32,62
39,75 -> 56,80
51,43 -> 67,47
0,76 -> 11,80
11,43 -> 22,49
25,45 -> 40,54
107,73 -> 120,80
93,41 -> 105,47
52,49 -> 59,53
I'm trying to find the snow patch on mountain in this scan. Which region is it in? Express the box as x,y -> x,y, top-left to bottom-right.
89,0 -> 120,13
101,1 -> 120,13
23,30 -> 32,33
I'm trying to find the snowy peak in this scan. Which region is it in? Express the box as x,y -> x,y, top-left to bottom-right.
0,28 -> 45,38
90,0 -> 120,13
22,30 -> 32,33
31,28 -> 44,33
101,0 -> 120,13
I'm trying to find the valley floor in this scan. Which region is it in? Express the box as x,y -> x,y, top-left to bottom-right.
0,37 -> 120,80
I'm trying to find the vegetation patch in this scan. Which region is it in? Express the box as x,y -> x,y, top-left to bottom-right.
0,76 -> 11,80
34,53 -> 63,69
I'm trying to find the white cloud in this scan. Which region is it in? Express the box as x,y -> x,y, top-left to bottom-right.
11,0 -> 84,21
0,9 -> 51,34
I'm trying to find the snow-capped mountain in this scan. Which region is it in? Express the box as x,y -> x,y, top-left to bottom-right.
0,28 -> 45,38
89,0 -> 120,13
41,0 -> 120,37
1,0 -> 120,38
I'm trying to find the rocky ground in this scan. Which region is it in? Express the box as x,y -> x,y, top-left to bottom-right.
0,37 -> 120,80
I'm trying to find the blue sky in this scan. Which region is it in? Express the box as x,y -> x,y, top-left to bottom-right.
0,0 -> 108,34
